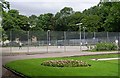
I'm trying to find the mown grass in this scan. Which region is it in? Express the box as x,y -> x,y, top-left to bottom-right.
5,54 -> 120,77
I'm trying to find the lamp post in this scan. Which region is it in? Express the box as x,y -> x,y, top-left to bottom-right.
118,33 -> 120,51
47,30 -> 50,53
76,23 -> 82,52
76,23 -> 82,31
27,22 -> 30,53
47,30 -> 51,46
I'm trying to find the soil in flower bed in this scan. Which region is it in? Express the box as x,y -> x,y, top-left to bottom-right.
41,60 -> 91,67
2,68 -> 21,78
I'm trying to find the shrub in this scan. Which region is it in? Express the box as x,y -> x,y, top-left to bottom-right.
41,60 -> 91,67
92,42 -> 117,51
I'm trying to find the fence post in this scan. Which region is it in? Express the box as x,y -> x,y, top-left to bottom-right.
80,31 -> 82,52
107,32 -> 109,42
27,31 -> 29,53
94,32 -> 96,39
117,32 -> 119,51
10,31 -> 12,53
47,30 -> 49,53
118,32 -> 120,51
64,31 -> 66,52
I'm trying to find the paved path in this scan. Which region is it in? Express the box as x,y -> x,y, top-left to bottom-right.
2,51 -> 119,65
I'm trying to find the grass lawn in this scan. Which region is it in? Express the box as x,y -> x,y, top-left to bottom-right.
5,54 -> 120,77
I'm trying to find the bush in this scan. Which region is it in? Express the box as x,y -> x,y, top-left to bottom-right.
92,42 -> 117,51
41,60 -> 91,67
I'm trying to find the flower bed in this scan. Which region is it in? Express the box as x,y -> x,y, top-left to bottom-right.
41,60 -> 91,67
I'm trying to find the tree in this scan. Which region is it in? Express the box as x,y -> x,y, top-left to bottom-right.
17,15 -> 30,31
2,9 -> 30,41
82,2 -> 120,32
102,2 -> 120,32
0,0 -> 10,11
2,9 -> 21,31
8,9 -> 19,17
2,11 -> 15,31
67,12 -> 83,31
54,7 -> 75,31
0,27 -> 7,42
1,1 -> 120,32
81,15 -> 101,32
54,16 -> 69,31
37,13 -> 54,31
60,7 -> 74,17
29,15 -> 38,30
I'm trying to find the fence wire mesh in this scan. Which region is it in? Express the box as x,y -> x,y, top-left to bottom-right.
1,31 -> 119,54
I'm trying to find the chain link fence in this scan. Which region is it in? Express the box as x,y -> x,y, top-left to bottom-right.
1,31 -> 119,54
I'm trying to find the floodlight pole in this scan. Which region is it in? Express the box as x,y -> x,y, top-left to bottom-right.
76,23 -> 82,52
27,31 -> 30,53
10,30 -> 12,53
48,30 -> 50,46
64,31 -> 66,52
47,30 -> 50,53
27,22 -> 31,53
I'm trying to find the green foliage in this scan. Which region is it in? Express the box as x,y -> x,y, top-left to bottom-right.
0,27 -> 7,41
60,7 -> 74,17
0,0 -> 10,11
2,2 -> 120,34
8,9 -> 19,17
81,15 -> 101,32
2,10 -> 20,31
83,2 -> 120,32
54,7 -> 75,31
17,15 -> 30,31
37,13 -> 54,31
92,42 -> 117,51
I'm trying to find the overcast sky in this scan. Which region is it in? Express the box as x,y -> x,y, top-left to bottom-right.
6,0 -> 100,16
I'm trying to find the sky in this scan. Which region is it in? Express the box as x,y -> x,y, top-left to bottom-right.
6,0 -> 100,16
